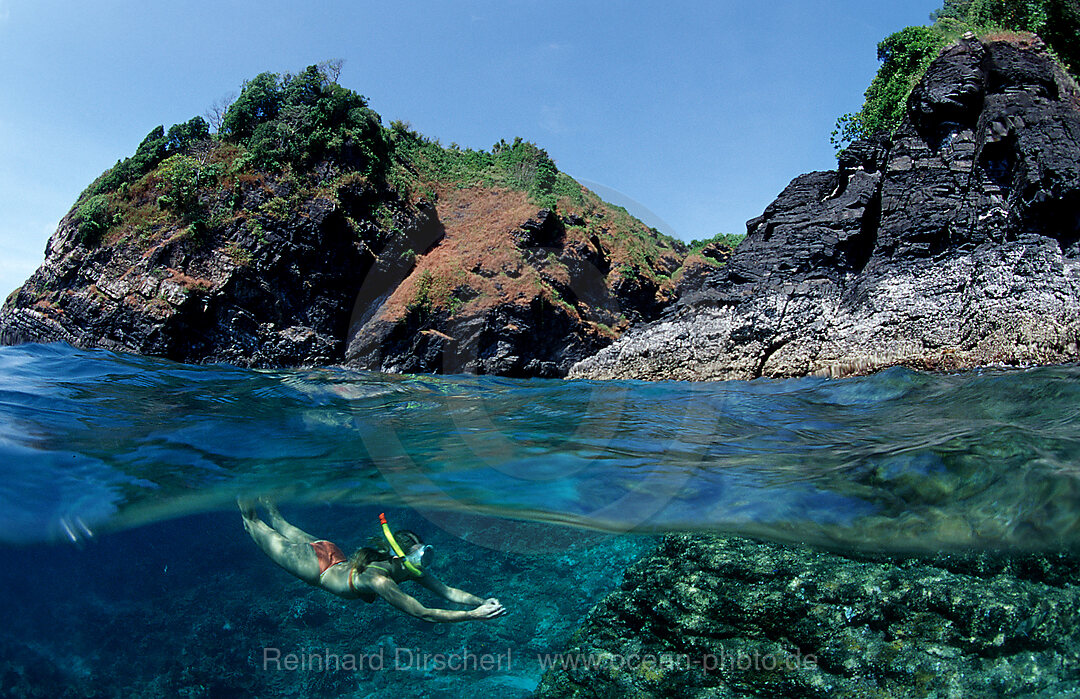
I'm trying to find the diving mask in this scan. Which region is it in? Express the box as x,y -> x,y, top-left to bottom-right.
406,544 -> 434,570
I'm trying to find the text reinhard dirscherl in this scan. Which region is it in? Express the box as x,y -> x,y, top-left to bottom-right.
261,646 -> 818,674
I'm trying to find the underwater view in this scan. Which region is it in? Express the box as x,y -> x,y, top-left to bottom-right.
5,0 -> 1080,696
1,342 -> 1079,697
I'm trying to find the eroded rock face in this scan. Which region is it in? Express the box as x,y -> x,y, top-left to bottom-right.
570,38 -> 1080,381
536,534 -> 1080,699
0,175 -> 433,367
343,188 -> 684,378
0,176 -> 683,376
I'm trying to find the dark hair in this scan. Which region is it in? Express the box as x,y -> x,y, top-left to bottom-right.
393,529 -> 424,551
355,529 -> 424,572
348,546 -> 389,574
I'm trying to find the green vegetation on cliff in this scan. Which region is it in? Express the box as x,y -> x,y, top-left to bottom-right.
689,232 -> 745,251
387,125 -> 583,210
219,65 -> 388,176
71,63 -> 625,253
833,0 -> 1080,149
83,117 -> 211,199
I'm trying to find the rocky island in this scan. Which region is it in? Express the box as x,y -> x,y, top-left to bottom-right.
3,36 -> 1077,383
0,67 -> 691,378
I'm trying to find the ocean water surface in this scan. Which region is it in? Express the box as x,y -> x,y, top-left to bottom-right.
1,342 -> 1079,697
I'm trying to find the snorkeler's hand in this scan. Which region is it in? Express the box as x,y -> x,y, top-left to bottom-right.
471,599 -> 506,620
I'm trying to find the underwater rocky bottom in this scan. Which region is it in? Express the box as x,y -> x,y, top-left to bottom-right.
537,535 -> 1080,698
2,506 -> 1079,698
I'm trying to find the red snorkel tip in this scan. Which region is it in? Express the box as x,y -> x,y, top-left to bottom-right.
379,512 -> 388,525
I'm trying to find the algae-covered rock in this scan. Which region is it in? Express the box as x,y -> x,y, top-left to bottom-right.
535,534 -> 1080,698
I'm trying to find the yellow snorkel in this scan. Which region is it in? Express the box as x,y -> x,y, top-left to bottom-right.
380,512 -> 424,577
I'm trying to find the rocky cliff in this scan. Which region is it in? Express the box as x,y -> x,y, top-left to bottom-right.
343,185 -> 684,377
0,69 -> 686,377
570,36 -> 1080,381
0,167 -> 426,367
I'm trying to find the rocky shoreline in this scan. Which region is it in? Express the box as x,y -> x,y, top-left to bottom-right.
570,37 -> 1080,381
3,39 -> 1077,383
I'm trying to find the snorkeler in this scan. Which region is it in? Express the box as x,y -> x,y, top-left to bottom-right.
239,500 -> 506,623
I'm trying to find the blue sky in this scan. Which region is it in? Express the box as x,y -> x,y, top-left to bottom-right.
0,1 -> 940,297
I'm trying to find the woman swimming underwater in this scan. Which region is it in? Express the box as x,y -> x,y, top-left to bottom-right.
240,500 -> 506,623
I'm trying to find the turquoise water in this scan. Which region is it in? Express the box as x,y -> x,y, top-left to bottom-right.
2,343 -> 1079,551
1,342 -> 1079,697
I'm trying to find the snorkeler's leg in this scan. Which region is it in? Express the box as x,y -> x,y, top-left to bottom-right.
242,511 -> 319,581
259,498 -> 318,544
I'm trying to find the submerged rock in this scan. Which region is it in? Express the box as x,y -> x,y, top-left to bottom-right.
535,534 -> 1080,698
570,37 -> 1080,381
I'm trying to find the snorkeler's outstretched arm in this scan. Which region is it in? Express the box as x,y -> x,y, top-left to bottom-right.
371,577 -> 506,623
417,573 -> 489,606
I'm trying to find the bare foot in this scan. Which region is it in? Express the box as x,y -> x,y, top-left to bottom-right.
237,498 -> 257,520
259,496 -> 282,518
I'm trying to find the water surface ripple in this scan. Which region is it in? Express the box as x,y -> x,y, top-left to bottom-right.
2,343 -> 1078,551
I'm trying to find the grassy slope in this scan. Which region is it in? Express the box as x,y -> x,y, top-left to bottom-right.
375,178 -> 686,338
373,127 -> 690,337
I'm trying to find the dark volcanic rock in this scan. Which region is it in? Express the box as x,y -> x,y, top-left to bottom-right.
347,293 -> 596,379
1,172 -> 683,376
535,534 -> 1080,698
570,37 -> 1080,381
514,209 -> 565,250
0,176 -> 434,368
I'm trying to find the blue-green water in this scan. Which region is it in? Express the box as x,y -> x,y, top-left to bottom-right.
2,343 -> 1079,551
1,342 -> 1079,697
